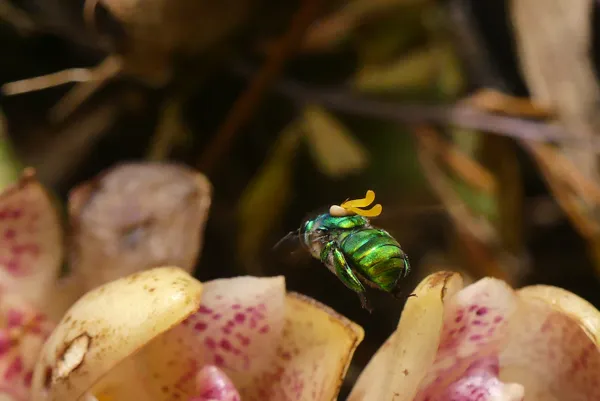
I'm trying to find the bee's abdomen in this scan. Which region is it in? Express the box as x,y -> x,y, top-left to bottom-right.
340,229 -> 409,292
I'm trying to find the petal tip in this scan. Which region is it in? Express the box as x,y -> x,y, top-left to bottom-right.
415,271 -> 464,302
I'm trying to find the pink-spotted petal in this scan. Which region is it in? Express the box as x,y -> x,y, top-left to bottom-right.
348,272 -> 463,401
0,169 -> 63,307
243,292 -> 363,401
414,277 -> 518,400
0,291 -> 54,401
189,365 -> 240,401
429,357 -> 524,401
498,294 -> 600,400
126,276 -> 286,400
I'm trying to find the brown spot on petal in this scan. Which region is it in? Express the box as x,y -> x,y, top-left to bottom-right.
422,271 -> 458,302
43,366 -> 52,389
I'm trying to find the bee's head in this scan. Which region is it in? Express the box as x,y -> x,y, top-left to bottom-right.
300,218 -> 315,236
299,216 -> 318,247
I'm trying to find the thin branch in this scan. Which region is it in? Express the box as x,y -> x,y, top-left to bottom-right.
2,68 -> 94,95
231,62 -> 600,150
445,0 -> 509,91
197,0 -> 323,174
49,56 -> 123,122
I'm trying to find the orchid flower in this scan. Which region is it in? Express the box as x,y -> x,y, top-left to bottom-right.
28,267 -> 363,401
0,165 -> 210,400
26,266 -> 600,401
349,271 -> 600,401
0,166 -> 599,401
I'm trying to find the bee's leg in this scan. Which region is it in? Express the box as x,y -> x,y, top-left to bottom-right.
390,286 -> 418,301
321,242 -> 372,312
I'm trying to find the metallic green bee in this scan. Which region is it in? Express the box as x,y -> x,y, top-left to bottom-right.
280,190 -> 411,311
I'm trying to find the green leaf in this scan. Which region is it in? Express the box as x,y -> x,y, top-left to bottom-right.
448,176 -> 498,222
236,123 -> 303,273
353,46 -> 440,93
302,105 -> 369,178
0,112 -> 23,190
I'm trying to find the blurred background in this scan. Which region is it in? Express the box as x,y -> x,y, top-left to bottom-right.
2,0 -> 600,395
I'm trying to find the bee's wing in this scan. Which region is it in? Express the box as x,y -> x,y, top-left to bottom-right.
271,228 -> 314,267
272,241 -> 315,268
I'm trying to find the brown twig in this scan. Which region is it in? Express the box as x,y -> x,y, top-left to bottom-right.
49,56 -> 123,122
197,0 -> 323,174
21,93 -> 126,186
466,89 -> 600,206
230,63 -> 600,150
2,68 -> 94,95
445,0 -> 508,91
465,89 -> 554,119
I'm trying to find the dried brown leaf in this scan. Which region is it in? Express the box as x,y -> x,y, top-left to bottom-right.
510,0 -> 599,121
523,142 -> 600,239
417,127 -> 496,195
466,89 -> 553,119
511,0 -> 600,190
415,127 -> 521,283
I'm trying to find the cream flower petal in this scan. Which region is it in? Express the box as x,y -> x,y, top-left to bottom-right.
348,271 -> 463,401
243,292 -> 363,401
0,169 -> 62,308
498,293 -> 600,400
86,276 -> 363,401
30,266 -> 203,401
517,285 -> 600,343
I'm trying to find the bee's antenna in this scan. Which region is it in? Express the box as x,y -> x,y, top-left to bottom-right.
273,229 -> 300,250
